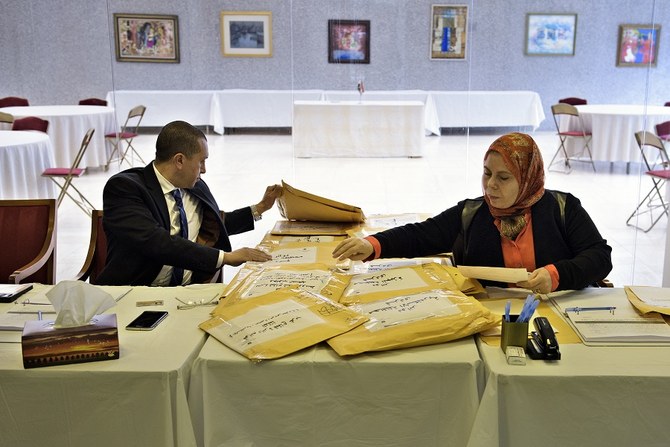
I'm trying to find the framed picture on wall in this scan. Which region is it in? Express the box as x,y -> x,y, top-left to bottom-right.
220,11 -> 272,57
113,13 -> 180,63
328,20 -> 370,64
525,13 -> 577,56
616,24 -> 661,67
430,5 -> 468,60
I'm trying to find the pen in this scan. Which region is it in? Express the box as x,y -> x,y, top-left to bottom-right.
38,311 -> 43,321
504,300 -> 511,322
564,306 -> 616,315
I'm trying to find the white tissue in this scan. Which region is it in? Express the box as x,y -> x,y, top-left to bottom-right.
46,281 -> 116,328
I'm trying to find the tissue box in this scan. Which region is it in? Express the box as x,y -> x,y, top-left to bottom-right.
21,314 -> 119,369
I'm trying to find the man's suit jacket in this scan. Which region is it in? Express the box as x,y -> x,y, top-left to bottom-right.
96,164 -> 255,286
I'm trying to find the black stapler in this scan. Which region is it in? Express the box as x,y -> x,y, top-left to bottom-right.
526,317 -> 561,360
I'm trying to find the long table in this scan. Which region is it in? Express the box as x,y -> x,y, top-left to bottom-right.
189,337 -> 483,447
0,130 -> 56,199
0,283 -> 224,447
106,89 -> 545,134
292,100 -> 425,157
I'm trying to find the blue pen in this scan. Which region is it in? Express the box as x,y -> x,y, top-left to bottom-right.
504,300 -> 511,322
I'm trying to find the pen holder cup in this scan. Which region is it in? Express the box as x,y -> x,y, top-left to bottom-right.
500,315 -> 529,353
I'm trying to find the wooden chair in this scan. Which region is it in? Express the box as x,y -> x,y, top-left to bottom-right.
74,210 -> 106,283
558,97 -> 588,106
0,199 -> 57,284
78,98 -> 108,106
0,96 -> 29,108
12,116 -> 49,133
75,209 -> 224,284
548,103 -> 595,173
42,128 -> 95,216
626,131 -> 670,232
105,105 -> 146,169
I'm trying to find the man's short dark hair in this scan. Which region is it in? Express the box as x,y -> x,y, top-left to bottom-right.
155,120 -> 206,162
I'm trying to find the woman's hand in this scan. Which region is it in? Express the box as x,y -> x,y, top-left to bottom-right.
516,267 -> 552,294
332,237 -> 374,261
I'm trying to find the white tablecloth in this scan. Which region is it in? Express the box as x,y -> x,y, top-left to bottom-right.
107,89 -> 544,134
0,130 -> 56,199
560,104 -> 670,162
106,90 -> 216,129
468,288 -> 670,447
189,338 -> 483,447
0,283 -> 224,447
1,105 -> 117,169
293,100 -> 425,157
431,90 -> 546,129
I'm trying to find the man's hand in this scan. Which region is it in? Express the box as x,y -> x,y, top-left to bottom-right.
256,184 -> 282,214
224,247 -> 272,266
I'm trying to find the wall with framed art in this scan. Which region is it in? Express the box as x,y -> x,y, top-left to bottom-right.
1,0 -> 668,126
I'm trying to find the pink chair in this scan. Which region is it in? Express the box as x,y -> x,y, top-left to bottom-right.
12,116 -> 49,133
656,120 -> 670,142
0,96 -> 29,108
548,103 -> 595,173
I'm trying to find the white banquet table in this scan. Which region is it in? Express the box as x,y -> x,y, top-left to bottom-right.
293,100 -> 425,157
189,337 -> 483,447
561,104 -> 670,163
0,130 -> 56,199
430,90 -> 545,130
1,105 -> 117,169
0,283 -> 224,447
467,288 -> 670,447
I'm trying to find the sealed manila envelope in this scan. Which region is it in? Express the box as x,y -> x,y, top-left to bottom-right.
200,288 -> 368,361
259,232 -> 346,246
457,265 -> 530,283
277,180 -> 366,223
270,220 -> 359,236
339,262 -> 465,305
216,264 -> 350,310
252,241 -> 347,269
327,289 -> 499,356
625,286 -> 670,316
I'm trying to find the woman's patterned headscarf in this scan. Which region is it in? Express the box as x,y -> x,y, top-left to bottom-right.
483,132 -> 545,238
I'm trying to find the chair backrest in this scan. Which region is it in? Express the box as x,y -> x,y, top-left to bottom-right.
121,105 -> 147,133
68,128 -> 95,172
664,101 -> 670,107
0,96 -> 29,108
551,103 -> 589,137
635,130 -> 669,171
655,120 -> 670,139
75,210 -> 107,283
12,116 -> 49,133
558,97 -> 588,106
0,199 -> 57,284
0,111 -> 14,124
79,98 -> 108,106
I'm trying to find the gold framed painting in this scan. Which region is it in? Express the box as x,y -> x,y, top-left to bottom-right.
113,13 -> 180,63
220,11 -> 272,57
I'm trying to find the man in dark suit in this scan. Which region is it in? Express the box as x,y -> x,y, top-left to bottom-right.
96,120 -> 281,286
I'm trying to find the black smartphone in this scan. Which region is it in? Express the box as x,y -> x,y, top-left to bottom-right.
126,310 -> 168,331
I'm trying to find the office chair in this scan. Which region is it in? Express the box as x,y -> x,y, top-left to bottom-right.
73,210 -> 106,283
0,199 -> 57,284
79,98 -> 108,106
558,97 -> 588,106
11,116 -> 49,133
548,103 -> 595,173
42,128 -> 96,216
0,96 -> 29,108
104,105 -> 146,169
626,131 -> 670,232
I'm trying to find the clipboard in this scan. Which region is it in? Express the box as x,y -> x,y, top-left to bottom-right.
277,180 -> 365,223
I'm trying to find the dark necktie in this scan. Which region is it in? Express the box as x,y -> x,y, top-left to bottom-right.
170,189 -> 188,286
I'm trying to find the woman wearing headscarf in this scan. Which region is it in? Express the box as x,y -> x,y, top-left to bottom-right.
332,132 -> 612,293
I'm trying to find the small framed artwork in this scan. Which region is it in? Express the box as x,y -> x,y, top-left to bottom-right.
328,20 -> 370,64
220,11 -> 272,57
113,13 -> 180,63
430,5 -> 468,60
616,24 -> 661,67
525,13 -> 577,56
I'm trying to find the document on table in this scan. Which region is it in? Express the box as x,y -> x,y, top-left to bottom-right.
551,288 -> 670,345
457,266 -> 529,283
625,286 -> 670,316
